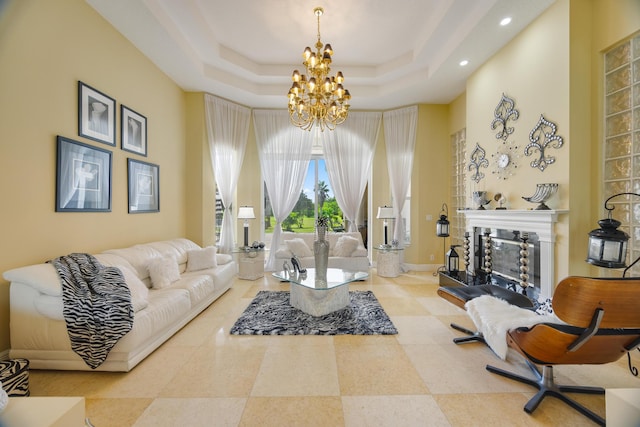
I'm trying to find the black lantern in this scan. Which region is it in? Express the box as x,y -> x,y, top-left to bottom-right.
436,203 -> 450,237
446,245 -> 459,273
585,192 -> 640,270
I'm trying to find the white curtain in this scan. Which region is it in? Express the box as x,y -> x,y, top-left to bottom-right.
383,105 -> 417,249
323,112 -> 382,232
205,94 -> 251,254
253,109 -> 312,271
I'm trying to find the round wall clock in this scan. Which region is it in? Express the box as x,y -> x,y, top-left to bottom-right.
492,141 -> 519,180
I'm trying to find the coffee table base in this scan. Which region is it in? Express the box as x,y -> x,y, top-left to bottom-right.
290,284 -> 350,316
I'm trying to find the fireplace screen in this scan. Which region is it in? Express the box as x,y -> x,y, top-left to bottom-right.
476,229 -> 540,291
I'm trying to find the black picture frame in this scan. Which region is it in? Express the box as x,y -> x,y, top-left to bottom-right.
121,105 -> 147,156
78,81 -> 116,146
127,158 -> 159,213
56,136 -> 112,212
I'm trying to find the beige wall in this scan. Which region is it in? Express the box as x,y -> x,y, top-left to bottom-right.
0,0 -> 187,352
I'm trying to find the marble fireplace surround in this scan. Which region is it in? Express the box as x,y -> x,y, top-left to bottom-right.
460,209 -> 568,303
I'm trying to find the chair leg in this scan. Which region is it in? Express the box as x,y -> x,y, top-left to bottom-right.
450,323 -> 486,345
486,361 -> 605,426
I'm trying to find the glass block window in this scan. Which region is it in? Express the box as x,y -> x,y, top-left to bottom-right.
451,128 -> 467,245
603,32 -> 640,274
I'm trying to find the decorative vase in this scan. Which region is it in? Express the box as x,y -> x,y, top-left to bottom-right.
314,225 -> 329,288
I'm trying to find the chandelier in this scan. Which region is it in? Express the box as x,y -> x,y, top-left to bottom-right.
287,7 -> 350,131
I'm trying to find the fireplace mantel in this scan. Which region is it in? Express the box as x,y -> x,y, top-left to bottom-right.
459,209 -> 568,302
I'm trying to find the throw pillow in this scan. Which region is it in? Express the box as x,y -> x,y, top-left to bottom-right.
216,254 -> 233,265
147,256 -> 180,289
186,246 -> 218,272
333,235 -> 360,257
285,238 -> 313,258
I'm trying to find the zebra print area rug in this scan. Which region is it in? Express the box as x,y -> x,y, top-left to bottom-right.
230,290 -> 397,335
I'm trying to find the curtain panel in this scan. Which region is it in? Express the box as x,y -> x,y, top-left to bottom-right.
204,94 -> 251,254
253,109 -> 313,271
382,105 -> 417,250
323,111 -> 382,232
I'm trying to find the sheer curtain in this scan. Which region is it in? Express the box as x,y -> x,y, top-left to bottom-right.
253,110 -> 312,271
323,112 -> 382,232
205,94 -> 251,254
383,105 -> 417,249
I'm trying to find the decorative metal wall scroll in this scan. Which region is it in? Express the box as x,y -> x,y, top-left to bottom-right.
491,93 -> 519,141
468,143 -> 489,183
525,115 -> 564,171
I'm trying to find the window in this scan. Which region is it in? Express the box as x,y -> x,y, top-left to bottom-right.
603,32 -> 640,274
263,158 -> 343,238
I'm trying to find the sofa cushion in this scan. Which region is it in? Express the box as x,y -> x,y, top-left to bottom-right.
333,235 -> 360,257
120,266 -> 149,312
186,246 -> 217,272
285,238 -> 313,258
147,256 -> 180,289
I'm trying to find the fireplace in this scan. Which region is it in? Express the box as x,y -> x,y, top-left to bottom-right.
460,209 -> 567,304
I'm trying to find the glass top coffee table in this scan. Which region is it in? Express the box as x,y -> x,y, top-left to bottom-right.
272,268 -> 369,316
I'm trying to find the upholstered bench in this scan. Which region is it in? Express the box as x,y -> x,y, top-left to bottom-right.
437,284 -> 534,344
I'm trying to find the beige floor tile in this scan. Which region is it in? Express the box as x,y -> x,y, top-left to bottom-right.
336,343 -> 429,395
392,315 -> 458,345
377,296 -> 431,316
434,392 -> 604,427
86,397 -> 152,427
403,343 -> 533,394
132,397 -> 246,427
159,342 -> 266,397
251,343 -> 340,396
342,395 -> 451,427
240,396 -> 344,427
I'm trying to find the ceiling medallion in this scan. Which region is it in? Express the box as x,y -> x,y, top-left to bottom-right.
287,7 -> 351,131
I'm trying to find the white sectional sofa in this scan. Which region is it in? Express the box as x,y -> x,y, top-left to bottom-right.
274,231 -> 369,271
3,238 -> 236,372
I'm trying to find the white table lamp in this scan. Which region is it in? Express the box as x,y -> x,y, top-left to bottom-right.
238,206 -> 255,247
376,205 -> 394,246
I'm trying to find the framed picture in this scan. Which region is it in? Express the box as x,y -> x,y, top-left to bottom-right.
127,158 -> 159,213
56,136 -> 112,212
78,81 -> 116,146
121,105 -> 147,156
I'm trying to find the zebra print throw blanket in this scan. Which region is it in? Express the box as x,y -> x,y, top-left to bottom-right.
50,253 -> 133,369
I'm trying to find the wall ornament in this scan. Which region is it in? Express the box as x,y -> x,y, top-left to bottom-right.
525,115 -> 564,171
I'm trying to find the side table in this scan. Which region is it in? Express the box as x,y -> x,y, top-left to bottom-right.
235,248 -> 264,280
374,246 -> 403,278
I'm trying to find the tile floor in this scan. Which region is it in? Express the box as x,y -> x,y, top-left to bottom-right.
27,270 -> 640,426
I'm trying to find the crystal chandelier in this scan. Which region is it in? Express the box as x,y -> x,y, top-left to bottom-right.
287,7 -> 350,131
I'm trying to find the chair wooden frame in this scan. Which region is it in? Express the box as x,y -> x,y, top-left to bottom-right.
485,276 -> 640,426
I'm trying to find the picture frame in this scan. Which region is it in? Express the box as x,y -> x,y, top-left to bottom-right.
56,136 -> 112,212
78,81 -> 116,146
121,105 -> 147,156
127,158 -> 159,213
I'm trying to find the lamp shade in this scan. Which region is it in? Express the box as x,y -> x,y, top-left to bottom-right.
586,217 -> 628,268
376,206 -> 394,219
238,206 -> 255,220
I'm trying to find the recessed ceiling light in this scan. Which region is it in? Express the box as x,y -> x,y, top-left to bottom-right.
500,17 -> 512,26
459,60 -> 469,67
